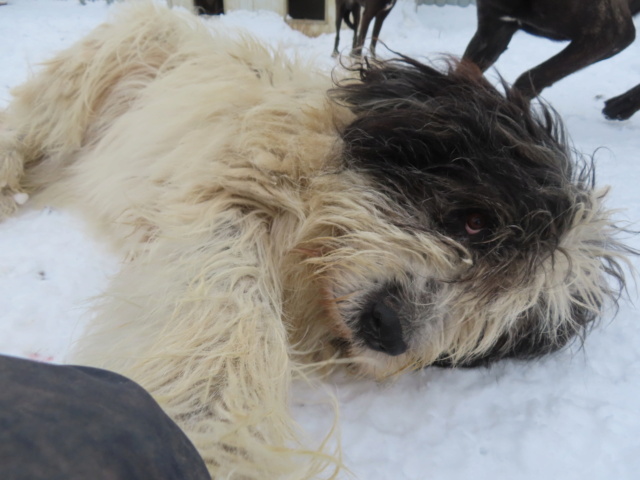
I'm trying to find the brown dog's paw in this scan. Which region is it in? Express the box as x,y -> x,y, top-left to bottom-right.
602,85 -> 640,121
602,98 -> 633,121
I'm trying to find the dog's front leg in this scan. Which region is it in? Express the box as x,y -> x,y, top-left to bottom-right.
0,118 -> 26,219
350,3 -> 362,53
462,7 -> 518,72
73,208 -> 320,479
352,4 -> 375,56
368,3 -> 393,58
333,2 -> 344,57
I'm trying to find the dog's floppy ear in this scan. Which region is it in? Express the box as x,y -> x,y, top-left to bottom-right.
330,55 -> 559,189
330,54 -> 567,186
331,55 -> 507,114
330,55 -> 590,256
330,56 -> 500,177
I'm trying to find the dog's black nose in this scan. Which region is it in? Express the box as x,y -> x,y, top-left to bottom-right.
359,300 -> 407,356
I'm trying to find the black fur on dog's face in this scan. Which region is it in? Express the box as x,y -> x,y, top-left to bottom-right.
319,57 -> 629,372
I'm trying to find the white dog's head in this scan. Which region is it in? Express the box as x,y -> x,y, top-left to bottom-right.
289,59 -> 630,378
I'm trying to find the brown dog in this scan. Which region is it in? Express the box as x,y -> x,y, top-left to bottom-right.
463,0 -> 640,119
333,0 -> 397,57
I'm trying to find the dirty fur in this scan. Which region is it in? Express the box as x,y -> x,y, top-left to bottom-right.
0,3 -> 630,478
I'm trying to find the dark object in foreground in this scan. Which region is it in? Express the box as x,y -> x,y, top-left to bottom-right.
462,0 -> 640,120
0,354 -> 210,480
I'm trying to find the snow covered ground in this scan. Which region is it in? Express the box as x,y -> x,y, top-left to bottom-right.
1,1 -> 639,479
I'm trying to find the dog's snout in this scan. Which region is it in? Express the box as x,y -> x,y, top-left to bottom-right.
359,299 -> 407,356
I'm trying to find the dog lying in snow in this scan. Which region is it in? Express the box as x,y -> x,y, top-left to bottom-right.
0,3 -> 629,478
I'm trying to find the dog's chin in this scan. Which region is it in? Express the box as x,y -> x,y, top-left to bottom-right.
329,333 -> 417,380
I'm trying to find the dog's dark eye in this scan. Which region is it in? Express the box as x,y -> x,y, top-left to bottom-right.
439,210 -> 493,245
465,213 -> 487,235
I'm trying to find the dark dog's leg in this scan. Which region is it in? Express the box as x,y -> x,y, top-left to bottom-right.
352,4 -> 375,57
511,2 -> 637,100
603,83 -> 640,120
333,2 -> 344,57
351,5 -> 361,52
599,0 -> 640,119
513,22 -> 636,99
462,9 -> 518,71
369,6 -> 392,58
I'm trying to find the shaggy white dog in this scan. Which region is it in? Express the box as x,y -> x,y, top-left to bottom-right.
0,2 -> 629,478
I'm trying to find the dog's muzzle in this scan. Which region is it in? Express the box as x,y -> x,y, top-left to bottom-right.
357,294 -> 408,356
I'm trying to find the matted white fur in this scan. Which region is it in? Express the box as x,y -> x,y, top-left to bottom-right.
1,3 -> 348,478
0,2 -> 629,479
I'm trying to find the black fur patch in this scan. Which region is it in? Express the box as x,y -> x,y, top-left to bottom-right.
333,57 -> 589,262
331,56 -> 628,365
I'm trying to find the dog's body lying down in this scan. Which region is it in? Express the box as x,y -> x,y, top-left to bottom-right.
0,3 -> 628,478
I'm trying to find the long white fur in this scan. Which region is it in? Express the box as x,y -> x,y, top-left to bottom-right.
0,3 -> 352,478
0,2 -> 626,478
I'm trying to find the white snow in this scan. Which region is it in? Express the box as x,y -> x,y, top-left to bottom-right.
1,1 -> 639,479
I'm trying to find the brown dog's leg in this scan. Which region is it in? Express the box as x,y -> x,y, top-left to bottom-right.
350,4 -> 361,52
462,11 -> 518,71
352,4 -> 374,56
603,83 -> 640,120
513,24 -> 635,99
601,0 -> 640,119
369,6 -> 392,58
333,1 -> 344,56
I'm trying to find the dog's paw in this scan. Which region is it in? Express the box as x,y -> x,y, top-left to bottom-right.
602,97 -> 633,121
602,86 -> 640,121
0,136 -> 28,219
